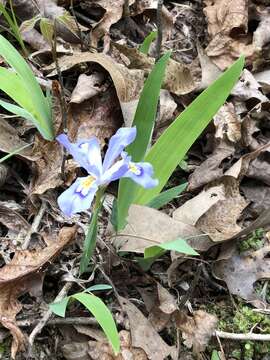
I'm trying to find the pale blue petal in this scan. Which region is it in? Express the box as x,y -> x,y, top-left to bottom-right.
101,159 -> 129,184
103,127 -> 136,171
57,134 -> 102,177
124,162 -> 158,188
58,177 -> 98,217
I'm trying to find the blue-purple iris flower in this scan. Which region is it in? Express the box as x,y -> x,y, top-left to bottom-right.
56,127 -> 158,217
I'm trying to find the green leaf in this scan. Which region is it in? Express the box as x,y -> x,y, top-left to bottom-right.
84,284 -> 112,292
117,51 -> 171,229
49,297 -> 70,318
0,143 -> 32,163
144,238 -> 199,259
72,293 -> 120,354
139,31 -> 157,54
50,292 -> 120,354
80,202 -> 101,275
147,183 -> 187,209
134,56 -> 245,205
40,18 -> 54,46
211,350 -> 221,360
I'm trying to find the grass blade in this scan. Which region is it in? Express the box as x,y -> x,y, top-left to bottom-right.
139,31 -> 157,54
134,56 -> 245,204
147,183 -> 187,209
117,51 -> 171,229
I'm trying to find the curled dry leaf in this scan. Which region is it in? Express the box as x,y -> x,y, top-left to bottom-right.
213,245 -> 270,308
70,73 -> 107,104
203,0 -> 254,69
174,310 -> 218,353
112,204 -> 213,253
45,52 -> 144,126
118,296 -> 177,360
187,141 -> 235,191
0,226 -> 77,358
214,103 -> 241,143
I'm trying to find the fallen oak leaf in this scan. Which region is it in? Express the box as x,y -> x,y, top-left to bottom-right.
0,226 -> 77,358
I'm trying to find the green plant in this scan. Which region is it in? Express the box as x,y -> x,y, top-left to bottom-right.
50,285 -> 120,354
117,56 -> 245,228
0,0 -> 27,55
139,30 -> 157,54
0,35 -> 53,140
238,228 -> 264,253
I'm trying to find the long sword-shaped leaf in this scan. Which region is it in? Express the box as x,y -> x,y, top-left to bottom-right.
117,52 -> 171,229
134,56 -> 245,205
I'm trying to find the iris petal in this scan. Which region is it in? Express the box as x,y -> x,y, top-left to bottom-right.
124,162 -> 158,188
103,127 -> 136,171
58,177 -> 98,217
57,134 -> 102,177
101,159 -> 129,184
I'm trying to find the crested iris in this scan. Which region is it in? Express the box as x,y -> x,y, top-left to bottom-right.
57,127 -> 158,217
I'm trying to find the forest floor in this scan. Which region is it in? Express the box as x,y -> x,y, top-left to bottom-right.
1,0 -> 270,359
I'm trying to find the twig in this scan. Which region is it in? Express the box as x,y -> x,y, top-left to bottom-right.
123,0 -> 130,18
16,317 -> 97,328
155,0 -> 164,62
28,280 -> 74,354
22,201 -> 47,250
215,330 -> 270,341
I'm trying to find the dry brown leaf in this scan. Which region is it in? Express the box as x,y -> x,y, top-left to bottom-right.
113,43 -> 196,96
119,296 -> 176,360
158,89 -> 177,125
70,73 -> 107,104
173,184 -> 226,225
0,226 -> 77,358
214,103 -> 241,143
157,283 -> 178,315
112,204 -> 213,253
45,51 -> 144,125
0,202 -> 30,241
196,45 -> 222,90
196,177 -> 249,242
242,180 -> 270,215
174,310 -> 217,353
246,152 -> 270,186
67,89 -> 122,145
213,245 -> 270,308
203,0 -> 255,69
187,141 -> 234,191
0,118 -> 36,161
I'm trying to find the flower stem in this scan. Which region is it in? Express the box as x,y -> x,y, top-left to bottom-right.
79,188 -> 105,275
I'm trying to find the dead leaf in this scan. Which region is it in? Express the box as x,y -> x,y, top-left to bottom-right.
0,226 -> 77,358
157,283 -> 178,315
113,43 -> 196,96
174,310 -> 217,353
70,73 -> 107,104
188,140 -> 234,191
112,204 -> 213,253
196,177 -> 249,242
246,152 -> 270,186
231,69 -> 268,103
45,51 -> 144,125
214,103 -> 241,143
67,89 -> 122,145
119,296 -> 176,360
242,180 -> 270,215
213,245 -> 270,308
196,45 -> 222,90
203,0 -> 255,69
158,89 -> 177,125
174,184 -> 226,225
0,202 -> 30,241
0,118 -> 36,161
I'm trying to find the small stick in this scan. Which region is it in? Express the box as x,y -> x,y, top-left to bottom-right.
22,201 -> 47,250
16,317 -> 97,328
123,0 -> 130,18
155,0 -> 164,62
28,280 -> 73,353
215,330 -> 270,341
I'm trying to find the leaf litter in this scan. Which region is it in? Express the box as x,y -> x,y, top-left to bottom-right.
1,0 -> 270,359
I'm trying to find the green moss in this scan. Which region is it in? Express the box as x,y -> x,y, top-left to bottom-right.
238,228 -> 264,253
